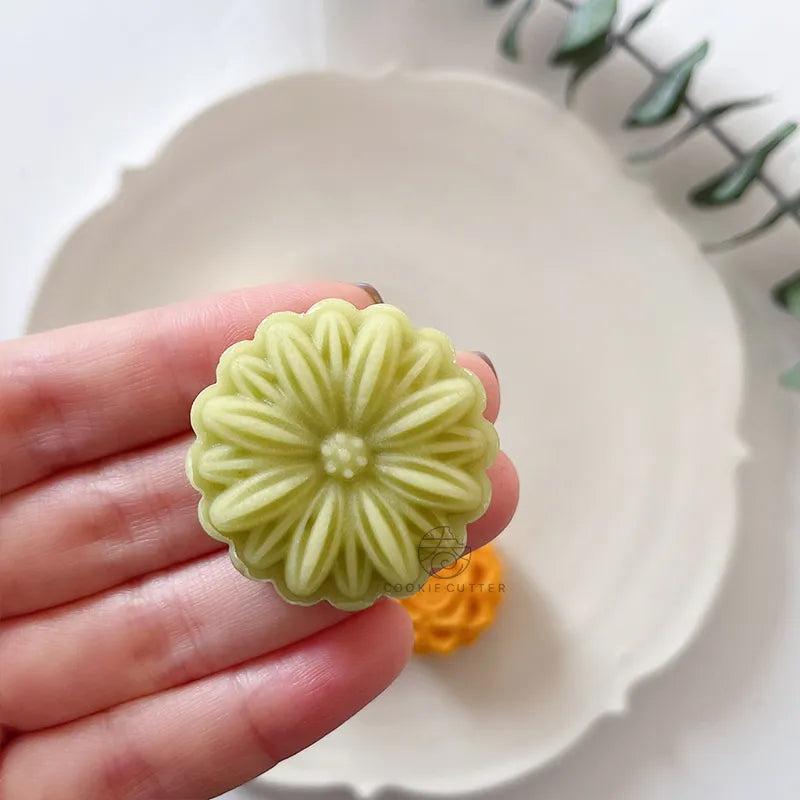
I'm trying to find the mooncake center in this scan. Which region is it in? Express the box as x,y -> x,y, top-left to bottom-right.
320,431 -> 369,480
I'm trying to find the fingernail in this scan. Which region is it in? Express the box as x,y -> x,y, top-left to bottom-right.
473,351 -> 497,378
355,282 -> 384,305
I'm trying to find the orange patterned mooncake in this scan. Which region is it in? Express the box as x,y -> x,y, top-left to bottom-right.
398,543 -> 504,655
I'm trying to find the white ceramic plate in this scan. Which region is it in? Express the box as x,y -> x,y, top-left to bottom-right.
27,71 -> 745,797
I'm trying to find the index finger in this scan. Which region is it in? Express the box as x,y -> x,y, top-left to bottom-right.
0,282 -> 378,495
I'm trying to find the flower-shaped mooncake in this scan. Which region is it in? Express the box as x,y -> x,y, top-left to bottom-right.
398,543 -> 504,654
186,298 -> 498,610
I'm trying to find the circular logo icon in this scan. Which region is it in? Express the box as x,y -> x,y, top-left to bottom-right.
418,526 -> 472,579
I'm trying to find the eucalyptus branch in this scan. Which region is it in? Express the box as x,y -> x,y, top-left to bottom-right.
549,0 -> 800,228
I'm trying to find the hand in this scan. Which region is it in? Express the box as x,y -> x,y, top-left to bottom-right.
0,282 -> 519,800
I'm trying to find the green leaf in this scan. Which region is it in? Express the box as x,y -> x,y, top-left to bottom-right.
624,41 -> 710,127
690,122 -> 798,206
628,96 -> 770,163
564,39 -> 614,104
704,194 -> 800,252
557,0 -> 660,99
780,362 -> 800,391
487,0 -> 515,6
499,0 -> 537,61
772,271 -> 800,317
551,0 -> 618,102
623,1 -> 663,35
553,0 -> 618,62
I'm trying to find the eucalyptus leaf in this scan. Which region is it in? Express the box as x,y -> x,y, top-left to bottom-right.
704,194 -> 800,252
690,122 -> 797,206
628,96 -> 770,163
551,0 -> 618,101
773,271 -> 800,317
487,0 -> 515,6
623,1 -> 663,36
499,0 -> 537,61
624,41 -> 710,127
780,362 -> 800,391
553,0 -> 617,62
564,39 -> 614,104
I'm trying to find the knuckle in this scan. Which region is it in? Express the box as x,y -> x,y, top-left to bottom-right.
121,572 -> 213,693
97,709 -> 166,800
0,624 -> 32,730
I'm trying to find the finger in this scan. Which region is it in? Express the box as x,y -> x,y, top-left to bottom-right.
0,282 -> 378,495
466,450 -> 519,551
1,444 -> 516,730
0,552 -> 348,731
0,424 -> 508,623
0,435 -> 216,619
0,602 -> 412,800
1,350 -> 502,619
456,350 -> 500,423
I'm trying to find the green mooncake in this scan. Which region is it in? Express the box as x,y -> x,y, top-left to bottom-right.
186,298 -> 498,610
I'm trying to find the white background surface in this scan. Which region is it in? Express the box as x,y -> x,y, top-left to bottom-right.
2,1 -> 800,799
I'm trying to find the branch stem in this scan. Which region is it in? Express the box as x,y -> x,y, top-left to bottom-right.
549,0 -> 800,224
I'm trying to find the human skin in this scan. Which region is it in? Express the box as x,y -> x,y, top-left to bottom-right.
0,281 -> 519,800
